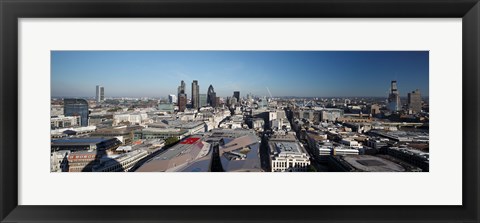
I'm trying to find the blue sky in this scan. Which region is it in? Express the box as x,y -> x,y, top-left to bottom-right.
51,51 -> 429,98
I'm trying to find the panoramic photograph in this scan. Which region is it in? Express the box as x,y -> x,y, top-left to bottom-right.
50,51 -> 429,172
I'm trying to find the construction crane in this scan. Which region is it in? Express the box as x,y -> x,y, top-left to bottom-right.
266,87 -> 273,98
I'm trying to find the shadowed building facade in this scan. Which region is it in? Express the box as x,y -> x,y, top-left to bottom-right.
192,80 -> 199,109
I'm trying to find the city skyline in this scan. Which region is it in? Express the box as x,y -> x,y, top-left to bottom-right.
51,51 -> 429,98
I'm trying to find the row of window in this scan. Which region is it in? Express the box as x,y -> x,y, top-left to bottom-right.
272,161 -> 309,168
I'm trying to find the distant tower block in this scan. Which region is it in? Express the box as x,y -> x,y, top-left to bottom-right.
192,80 -> 200,109
177,80 -> 186,105
207,85 -> 216,106
96,85 -> 104,102
387,80 -> 401,111
233,91 -> 240,104
408,89 -> 422,114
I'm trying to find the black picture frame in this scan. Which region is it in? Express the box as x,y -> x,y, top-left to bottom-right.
1,0 -> 479,222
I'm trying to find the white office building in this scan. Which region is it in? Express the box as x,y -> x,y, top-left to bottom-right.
96,85 -> 105,103
268,134 -> 310,172
168,94 -> 177,104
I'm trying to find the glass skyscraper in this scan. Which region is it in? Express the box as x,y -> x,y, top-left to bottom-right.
64,98 -> 89,126
199,94 -> 207,108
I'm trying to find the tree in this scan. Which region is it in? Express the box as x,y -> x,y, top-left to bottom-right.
165,137 -> 179,146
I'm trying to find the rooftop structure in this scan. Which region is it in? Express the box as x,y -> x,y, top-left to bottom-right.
51,126 -> 97,138
219,115 -> 245,129
206,129 -> 257,142
386,147 -> 429,171
64,98 -> 89,126
50,115 -> 81,129
93,149 -> 149,172
133,128 -> 189,141
51,137 -> 121,153
136,136 -> 211,172
330,155 -> 406,172
370,130 -> 429,143
268,133 -> 310,172
90,125 -> 143,144
158,103 -> 174,113
219,134 -> 263,172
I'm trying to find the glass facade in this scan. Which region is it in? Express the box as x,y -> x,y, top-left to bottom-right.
199,94 -> 207,107
64,98 -> 89,126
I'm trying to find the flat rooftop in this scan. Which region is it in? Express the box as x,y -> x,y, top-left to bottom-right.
342,155 -> 405,172
273,142 -> 302,154
219,134 -> 263,172
207,129 -> 257,141
51,137 -> 111,145
93,126 -> 142,134
177,121 -> 205,129
268,134 -> 297,142
141,128 -> 186,134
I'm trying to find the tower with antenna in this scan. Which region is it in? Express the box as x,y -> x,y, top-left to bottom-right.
387,80 -> 401,112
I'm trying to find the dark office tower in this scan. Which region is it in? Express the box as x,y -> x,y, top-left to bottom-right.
64,98 -> 89,126
178,80 -> 186,95
95,85 -> 104,103
210,92 -> 217,108
387,80 -> 401,111
178,94 -> 187,112
192,80 -> 200,109
207,84 -> 215,106
177,80 -> 186,105
233,91 -> 240,104
408,89 -> 422,114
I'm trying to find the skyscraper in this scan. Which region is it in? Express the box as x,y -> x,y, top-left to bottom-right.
215,96 -> 220,108
168,94 -> 177,104
178,80 -> 186,95
387,80 -> 401,112
408,89 -> 422,114
64,98 -> 89,126
207,85 -> 216,106
233,91 -> 240,104
177,80 -> 187,112
178,94 -> 187,112
95,85 -> 104,103
199,94 -> 207,108
192,80 -> 199,109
